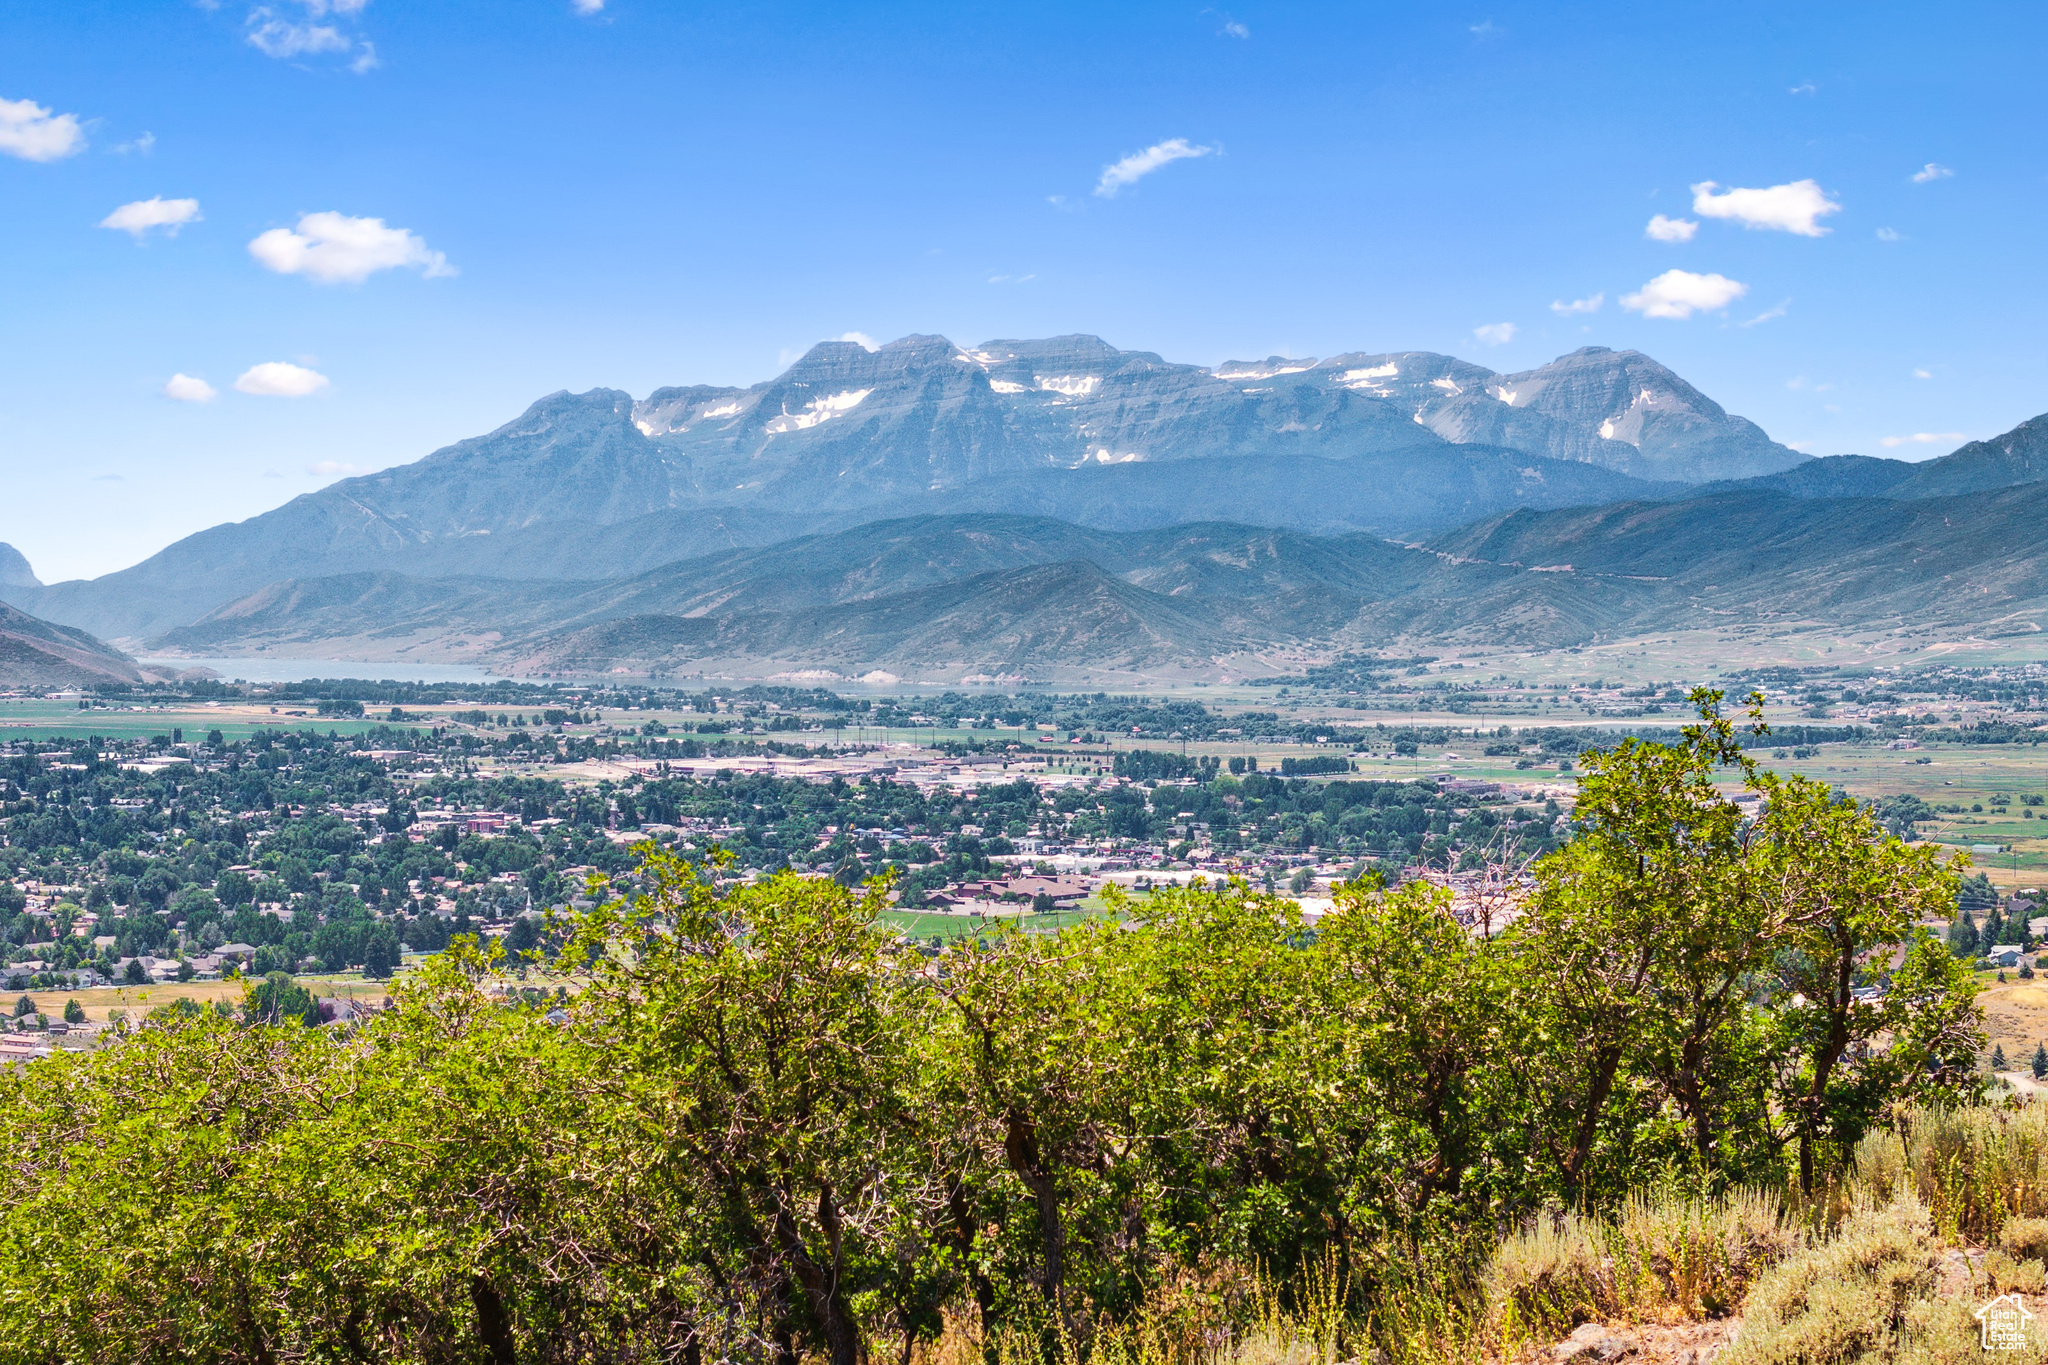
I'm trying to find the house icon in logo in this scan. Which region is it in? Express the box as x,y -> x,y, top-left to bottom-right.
1978,1293 -> 2035,1350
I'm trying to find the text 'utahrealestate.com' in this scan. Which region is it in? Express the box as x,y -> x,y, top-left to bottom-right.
4,4 -> 2048,1362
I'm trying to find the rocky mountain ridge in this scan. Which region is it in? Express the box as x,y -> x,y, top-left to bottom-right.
0,336 -> 1797,641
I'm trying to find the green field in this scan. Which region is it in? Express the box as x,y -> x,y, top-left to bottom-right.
0,700 -> 392,743
877,906 -> 1106,941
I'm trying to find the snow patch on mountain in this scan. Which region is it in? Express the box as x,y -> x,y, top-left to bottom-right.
763,389 -> 872,434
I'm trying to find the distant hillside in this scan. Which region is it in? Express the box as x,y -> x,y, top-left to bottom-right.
1426,482 -> 2048,639
149,479 -> 2048,678
0,544 -> 38,590
1696,454 -> 1920,500
1686,417 -> 2048,503
8,335 -> 1794,641
1886,414 -> 2048,498
152,520 -> 1485,676
0,602 -> 142,688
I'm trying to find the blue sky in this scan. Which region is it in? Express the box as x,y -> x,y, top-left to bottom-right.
2,0 -> 2042,581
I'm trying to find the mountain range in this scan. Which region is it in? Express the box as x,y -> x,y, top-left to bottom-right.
2,333 -> 2042,684
134,468 -> 2048,680
2,337 -> 1798,642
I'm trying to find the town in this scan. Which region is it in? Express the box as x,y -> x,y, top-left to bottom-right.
4,665 -> 2047,1047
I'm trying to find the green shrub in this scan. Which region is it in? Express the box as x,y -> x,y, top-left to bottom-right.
1721,1196 -> 1939,1365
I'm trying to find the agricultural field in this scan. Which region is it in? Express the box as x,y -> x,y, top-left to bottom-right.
0,698 -> 390,744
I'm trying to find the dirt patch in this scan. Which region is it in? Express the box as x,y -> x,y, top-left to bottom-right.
1511,1317 -> 1739,1364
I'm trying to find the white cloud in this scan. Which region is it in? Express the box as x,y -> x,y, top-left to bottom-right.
248,212 -> 453,283
1879,431 -> 1964,448
1220,19 -> 1249,37
246,3 -> 374,71
573,0 -> 604,11
1645,214 -> 1697,243
162,374 -> 218,403
988,273 -> 1037,284
1690,179 -> 1841,236
100,196 -> 202,238
1473,322 -> 1516,346
1619,269 -> 1748,320
307,460 -> 370,476
235,362 -> 330,396
1911,162 -> 1953,183
836,332 -> 878,351
1550,293 -> 1603,316
1094,138 -> 1215,197
1738,299 -> 1790,327
246,9 -> 350,57
111,131 -> 155,156
1875,227 -> 1901,242
1913,368 -> 1933,379
1788,81 -> 1817,95
0,96 -> 86,162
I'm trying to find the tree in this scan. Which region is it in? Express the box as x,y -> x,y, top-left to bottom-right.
1994,1044 -> 2010,1072
2032,1042 -> 2046,1080
244,971 -> 320,1028
566,851 -> 918,1365
124,958 -> 146,985
1748,769 -> 1966,1193
502,915 -> 540,958
215,871 -> 253,909
62,999 -> 83,1024
1312,876 -> 1509,1233
1505,690 -> 1767,1195
1949,911 -> 1980,959
361,924 -> 399,979
1503,691 -> 1982,1197
12,994 -> 32,1019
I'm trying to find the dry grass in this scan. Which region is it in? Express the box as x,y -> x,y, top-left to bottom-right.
9,975 -> 391,1024
1482,1188 -> 1792,1352
1850,1103 -> 2048,1244
902,1254 -> 1365,1365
